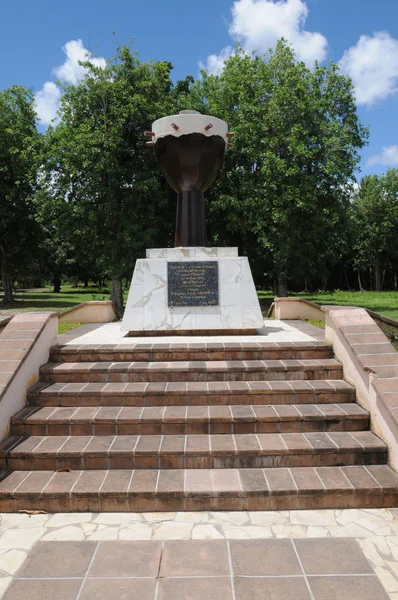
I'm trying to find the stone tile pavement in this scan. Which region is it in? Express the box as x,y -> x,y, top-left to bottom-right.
0,509 -> 397,598
0,538 -> 390,599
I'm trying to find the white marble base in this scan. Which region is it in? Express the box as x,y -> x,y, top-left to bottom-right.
147,247 -> 238,259
121,247 -> 264,332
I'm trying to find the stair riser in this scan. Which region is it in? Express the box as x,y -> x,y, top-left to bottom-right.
3,451 -> 387,471
1,490 -> 397,513
11,417 -> 369,437
51,349 -> 334,363
28,391 -> 356,407
41,368 -> 343,384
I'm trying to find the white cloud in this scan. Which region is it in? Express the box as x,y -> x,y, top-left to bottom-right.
202,0 -> 327,73
367,145 -> 398,167
34,82 -> 61,125
340,32 -> 398,107
200,47 -> 234,74
35,39 -> 106,125
53,39 -> 106,85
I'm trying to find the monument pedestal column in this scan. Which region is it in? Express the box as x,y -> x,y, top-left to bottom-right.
121,247 -> 264,335
174,191 -> 206,247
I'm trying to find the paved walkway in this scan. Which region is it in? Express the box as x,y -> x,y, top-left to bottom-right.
58,319 -> 322,346
0,509 -> 397,598
1,538 -> 389,599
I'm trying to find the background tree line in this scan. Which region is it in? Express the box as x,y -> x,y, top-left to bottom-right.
1,40 -> 397,315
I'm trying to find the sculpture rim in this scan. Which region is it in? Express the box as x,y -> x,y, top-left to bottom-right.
152,111 -> 228,144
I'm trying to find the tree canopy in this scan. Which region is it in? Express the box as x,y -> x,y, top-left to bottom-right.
190,42 -> 369,294
2,39 -> 397,309
0,86 -> 42,302
351,171 -> 398,291
37,46 -> 179,314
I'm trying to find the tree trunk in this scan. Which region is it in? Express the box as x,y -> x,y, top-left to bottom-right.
111,277 -> 124,317
0,245 -> 13,303
381,267 -> 386,291
277,274 -> 288,297
344,268 -> 350,291
84,279 -> 89,288
53,271 -> 61,293
394,272 -> 397,290
357,271 -> 364,292
374,261 -> 382,291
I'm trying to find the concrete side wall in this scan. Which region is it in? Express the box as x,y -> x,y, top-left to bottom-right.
58,301 -> 117,324
273,298 -> 325,322
0,314 -> 57,440
325,307 -> 398,471
0,317 -> 12,335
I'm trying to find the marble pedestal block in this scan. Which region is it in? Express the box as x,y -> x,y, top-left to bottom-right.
121,247 -> 264,333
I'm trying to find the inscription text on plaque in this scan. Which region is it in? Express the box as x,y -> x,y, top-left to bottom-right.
168,261 -> 219,307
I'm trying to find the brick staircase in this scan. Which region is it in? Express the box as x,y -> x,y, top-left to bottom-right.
0,339 -> 397,512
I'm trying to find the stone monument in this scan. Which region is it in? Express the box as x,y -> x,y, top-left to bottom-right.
121,110 -> 264,334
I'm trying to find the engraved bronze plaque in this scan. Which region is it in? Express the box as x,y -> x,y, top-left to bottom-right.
168,261 -> 219,307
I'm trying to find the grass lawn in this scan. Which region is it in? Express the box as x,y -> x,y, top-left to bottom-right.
58,322 -> 84,334
1,286 -> 397,322
0,286 -> 112,315
258,290 -> 398,320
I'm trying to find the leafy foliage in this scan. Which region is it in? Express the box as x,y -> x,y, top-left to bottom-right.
193,42 -> 369,294
38,46 -> 177,313
2,39 -> 398,309
351,172 -> 398,290
0,86 -> 41,301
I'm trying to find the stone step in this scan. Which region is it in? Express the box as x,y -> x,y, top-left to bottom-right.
0,465 -> 397,512
50,341 -> 333,363
0,432 -> 387,471
40,359 -> 343,383
28,380 -> 356,407
11,404 -> 369,437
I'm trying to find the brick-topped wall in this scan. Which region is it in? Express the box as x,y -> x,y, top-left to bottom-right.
325,307 -> 398,469
0,314 -> 57,439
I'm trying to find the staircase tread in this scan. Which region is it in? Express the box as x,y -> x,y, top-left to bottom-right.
42,358 -> 342,373
3,342 -> 393,512
0,466 -> 397,512
3,431 -> 386,458
38,359 -> 343,384
30,379 -> 353,395
12,403 -> 368,424
52,340 -> 330,352
50,341 -> 333,363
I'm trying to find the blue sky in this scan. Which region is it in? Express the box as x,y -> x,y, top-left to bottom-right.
2,0 -> 398,177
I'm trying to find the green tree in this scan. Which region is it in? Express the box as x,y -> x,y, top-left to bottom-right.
193,41 -> 368,295
352,171 -> 398,290
39,45 -> 176,315
0,86 -> 41,303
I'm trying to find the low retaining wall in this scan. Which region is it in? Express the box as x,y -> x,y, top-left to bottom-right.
269,297 -> 325,321
0,314 -> 57,440
0,317 -> 12,335
57,301 -> 117,324
269,297 -> 398,346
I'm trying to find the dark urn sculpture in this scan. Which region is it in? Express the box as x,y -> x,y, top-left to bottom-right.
147,110 -> 230,247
